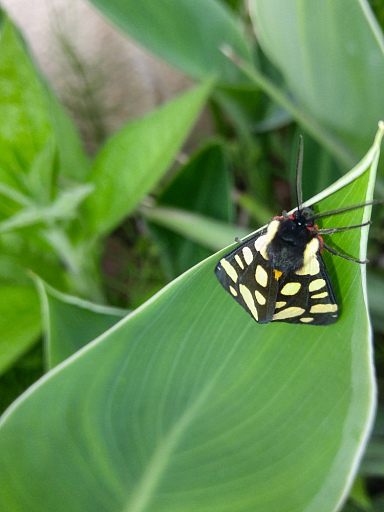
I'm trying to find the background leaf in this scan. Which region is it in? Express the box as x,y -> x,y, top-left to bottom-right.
82,81 -> 213,237
87,0 -> 253,85
248,0 -> 384,165
143,206 -> 249,254
148,142 -> 234,277
0,184 -> 93,233
0,15 -> 89,190
36,281 -> 127,369
0,286 -> 41,375
0,17 -> 51,185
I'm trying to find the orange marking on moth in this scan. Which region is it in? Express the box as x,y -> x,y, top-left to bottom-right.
273,269 -> 283,280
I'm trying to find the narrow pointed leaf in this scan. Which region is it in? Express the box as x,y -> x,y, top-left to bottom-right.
143,206 -> 248,253
82,81 -> 212,236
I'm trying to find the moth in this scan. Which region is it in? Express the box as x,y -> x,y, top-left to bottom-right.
215,137 -> 378,325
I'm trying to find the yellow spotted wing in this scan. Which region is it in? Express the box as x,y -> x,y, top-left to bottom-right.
214,231 -> 339,326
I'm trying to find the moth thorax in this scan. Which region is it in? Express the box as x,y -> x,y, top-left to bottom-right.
266,219 -> 315,273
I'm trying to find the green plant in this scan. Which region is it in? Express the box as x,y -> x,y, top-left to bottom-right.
1,1 -> 384,511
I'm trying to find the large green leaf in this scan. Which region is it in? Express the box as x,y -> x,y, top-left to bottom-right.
82,81 -> 212,237
0,125 -> 382,512
249,0 -> 384,165
87,0 -> 253,85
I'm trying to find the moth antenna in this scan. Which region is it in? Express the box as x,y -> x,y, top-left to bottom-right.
295,135 -> 304,213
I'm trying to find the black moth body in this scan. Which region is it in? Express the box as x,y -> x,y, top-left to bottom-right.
215,208 -> 338,325
214,137 -> 376,326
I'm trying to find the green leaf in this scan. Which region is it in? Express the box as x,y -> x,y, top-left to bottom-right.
148,143 -> 235,277
143,206 -> 248,253
0,15 -> 89,190
0,17 -> 51,186
43,86 -> 90,182
0,286 -> 41,376
36,281 -> 127,369
288,129 -> 343,200
26,137 -> 56,204
87,0 -> 253,85
0,125 -> 382,512
248,0 -> 384,165
236,192 -> 275,227
82,81 -> 213,237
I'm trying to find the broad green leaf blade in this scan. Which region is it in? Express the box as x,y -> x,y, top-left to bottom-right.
82,81 -> 212,237
87,0 -> 253,85
0,286 -> 41,376
148,143 -> 234,277
0,126 -> 382,512
249,0 -> 384,164
36,281 -> 127,369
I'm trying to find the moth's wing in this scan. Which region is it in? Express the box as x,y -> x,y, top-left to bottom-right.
272,254 -> 339,325
214,229 -> 280,324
